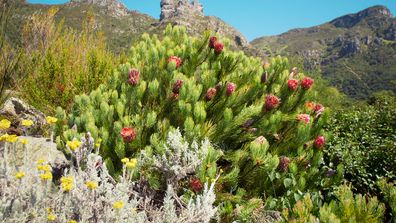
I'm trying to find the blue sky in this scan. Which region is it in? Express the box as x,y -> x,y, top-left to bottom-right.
28,0 -> 396,41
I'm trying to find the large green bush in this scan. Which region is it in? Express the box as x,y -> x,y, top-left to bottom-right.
56,25 -> 342,217
18,7 -> 117,112
325,93 -> 396,195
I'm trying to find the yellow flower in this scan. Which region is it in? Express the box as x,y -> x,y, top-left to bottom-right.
121,158 -> 129,163
97,138 -> 102,143
113,201 -> 124,209
66,139 -> 81,151
47,213 -> 57,221
126,158 -> 137,169
210,178 -> 216,183
68,220 -> 78,223
15,171 -> 25,179
36,158 -> 45,165
5,134 -> 18,143
37,165 -> 51,172
95,143 -> 100,148
40,171 -> 52,181
0,134 -> 9,141
45,116 -> 58,125
0,119 -> 11,129
20,139 -> 28,145
60,176 -> 74,192
85,181 -> 98,190
21,119 -> 34,127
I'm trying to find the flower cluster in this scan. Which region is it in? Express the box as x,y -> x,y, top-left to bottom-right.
264,94 -> 280,111
120,127 -> 137,143
128,68 -> 140,86
208,36 -> 224,54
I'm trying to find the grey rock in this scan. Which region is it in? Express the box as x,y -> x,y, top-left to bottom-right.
1,136 -> 67,168
0,97 -> 46,135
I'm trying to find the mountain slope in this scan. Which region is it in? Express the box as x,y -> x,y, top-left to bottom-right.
7,0 -> 255,54
252,6 -> 396,99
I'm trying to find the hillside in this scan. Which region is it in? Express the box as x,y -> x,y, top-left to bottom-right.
252,6 -> 396,99
6,0 -> 255,54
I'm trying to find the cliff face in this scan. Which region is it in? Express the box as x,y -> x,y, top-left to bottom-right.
252,6 -> 396,99
158,0 -> 250,50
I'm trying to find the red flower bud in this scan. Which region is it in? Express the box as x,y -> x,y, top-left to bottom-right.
264,95 -> 280,111
278,156 -> 290,172
128,68 -> 140,86
287,79 -> 299,91
120,127 -> 137,143
190,178 -> 203,193
301,77 -> 314,90
214,41 -> 224,54
205,87 -> 217,101
168,56 -> 182,69
314,135 -> 325,149
172,79 -> 183,94
209,36 -> 217,48
226,82 -> 236,96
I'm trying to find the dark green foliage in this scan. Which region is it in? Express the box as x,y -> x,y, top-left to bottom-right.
325,93 -> 396,195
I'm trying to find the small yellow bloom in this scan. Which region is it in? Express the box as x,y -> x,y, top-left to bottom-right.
66,139 -> 81,151
36,158 -> 45,165
121,158 -> 129,163
210,178 -> 216,183
97,138 -> 102,143
21,119 -> 34,127
20,139 -> 28,145
85,181 -> 98,190
5,134 -> 18,143
40,171 -> 52,181
220,169 -> 224,174
60,176 -> 74,192
15,171 -> 25,179
68,220 -> 78,223
0,119 -> 11,129
47,213 -> 57,221
45,116 -> 58,125
126,158 -> 137,169
37,164 -> 51,172
113,201 -> 124,209
0,134 -> 9,141
95,143 -> 100,148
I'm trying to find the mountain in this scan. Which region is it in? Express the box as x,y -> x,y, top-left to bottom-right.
6,0 -> 255,54
252,6 -> 396,99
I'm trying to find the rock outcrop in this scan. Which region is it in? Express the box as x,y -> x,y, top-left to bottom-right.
158,0 -> 250,49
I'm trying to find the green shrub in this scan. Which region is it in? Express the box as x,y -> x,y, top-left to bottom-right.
18,7 -> 117,112
283,184 -> 385,223
378,179 -> 396,222
56,25 -> 342,217
325,93 -> 396,195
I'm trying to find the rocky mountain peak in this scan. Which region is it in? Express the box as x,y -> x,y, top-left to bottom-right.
330,5 -> 393,28
68,0 -> 129,17
160,0 -> 203,21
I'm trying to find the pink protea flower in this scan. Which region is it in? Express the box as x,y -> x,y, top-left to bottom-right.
265,95 -> 280,111
214,41 -> 224,54
190,178 -> 203,193
209,36 -> 217,48
120,127 -> 137,143
278,156 -> 290,172
172,80 -> 184,94
287,79 -> 299,91
226,82 -> 236,96
128,68 -> 140,86
301,77 -> 314,90
168,56 -> 182,69
296,114 -> 311,124
314,103 -> 325,118
314,135 -> 325,149
205,87 -> 217,101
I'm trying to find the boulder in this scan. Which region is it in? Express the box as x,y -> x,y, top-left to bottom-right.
0,97 -> 47,135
